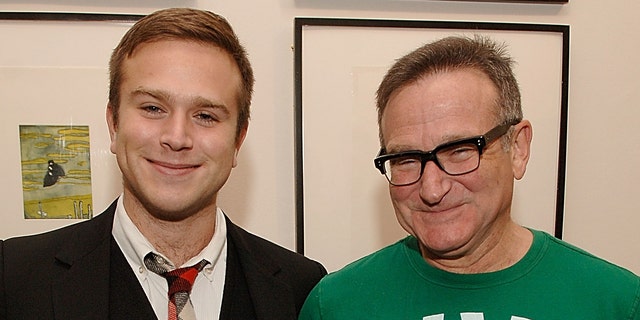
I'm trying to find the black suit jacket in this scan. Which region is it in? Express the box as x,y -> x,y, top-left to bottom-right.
0,200 -> 326,319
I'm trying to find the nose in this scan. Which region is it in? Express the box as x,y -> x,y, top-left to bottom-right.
160,114 -> 193,151
418,160 -> 451,205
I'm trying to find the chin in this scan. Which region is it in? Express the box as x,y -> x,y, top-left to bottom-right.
141,195 -> 212,222
415,227 -> 470,252
148,205 -> 201,222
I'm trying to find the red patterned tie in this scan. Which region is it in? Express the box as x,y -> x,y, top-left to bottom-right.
145,253 -> 209,320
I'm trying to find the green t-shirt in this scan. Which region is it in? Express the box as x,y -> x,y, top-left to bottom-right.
299,230 -> 640,319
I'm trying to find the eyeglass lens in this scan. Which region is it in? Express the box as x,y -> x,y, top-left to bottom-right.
384,141 -> 481,186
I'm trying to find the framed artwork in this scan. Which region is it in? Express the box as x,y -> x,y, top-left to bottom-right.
19,124 -> 93,220
0,12 -> 143,239
294,18 -> 569,271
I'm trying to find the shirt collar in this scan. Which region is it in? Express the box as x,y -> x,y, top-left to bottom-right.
112,195 -> 227,281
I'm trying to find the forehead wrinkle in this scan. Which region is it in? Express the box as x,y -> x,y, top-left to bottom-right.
131,87 -> 171,103
385,144 -> 418,154
386,129 -> 481,155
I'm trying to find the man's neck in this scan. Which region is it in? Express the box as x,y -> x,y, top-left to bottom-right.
123,195 -> 217,267
422,221 -> 533,274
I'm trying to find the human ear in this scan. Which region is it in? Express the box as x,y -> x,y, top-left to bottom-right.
232,125 -> 248,168
511,120 -> 533,180
106,104 -> 118,155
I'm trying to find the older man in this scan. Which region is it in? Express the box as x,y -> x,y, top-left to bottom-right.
299,35 -> 639,319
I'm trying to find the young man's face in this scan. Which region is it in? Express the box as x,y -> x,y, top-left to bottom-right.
107,39 -> 245,222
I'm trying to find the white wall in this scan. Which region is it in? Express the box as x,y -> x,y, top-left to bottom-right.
1,0 -> 638,274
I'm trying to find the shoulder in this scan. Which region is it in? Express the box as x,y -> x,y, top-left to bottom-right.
300,238 -> 413,317
1,202 -> 116,297
313,237 -> 411,292
225,217 -> 327,312
538,230 -> 637,275
534,230 -> 640,293
2,203 -> 115,258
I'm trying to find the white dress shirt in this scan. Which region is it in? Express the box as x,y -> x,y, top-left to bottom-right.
112,195 -> 227,320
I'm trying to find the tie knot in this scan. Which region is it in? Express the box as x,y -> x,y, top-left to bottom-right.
144,252 -> 208,320
143,252 -> 209,297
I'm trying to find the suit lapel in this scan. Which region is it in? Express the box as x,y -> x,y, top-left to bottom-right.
109,237 -> 157,319
49,200 -> 156,320
224,217 -> 297,320
219,235 -> 257,319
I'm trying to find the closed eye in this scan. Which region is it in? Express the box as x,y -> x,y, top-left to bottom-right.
141,105 -> 165,118
389,156 -> 421,167
194,111 -> 219,125
440,144 -> 477,162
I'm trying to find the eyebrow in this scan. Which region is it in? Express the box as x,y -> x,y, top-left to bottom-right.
130,87 -> 231,116
385,133 -> 477,154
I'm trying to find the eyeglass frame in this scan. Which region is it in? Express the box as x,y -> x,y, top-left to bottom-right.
374,121 -> 520,186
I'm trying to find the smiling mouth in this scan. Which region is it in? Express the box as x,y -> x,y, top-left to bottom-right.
148,159 -> 200,174
419,202 -> 465,215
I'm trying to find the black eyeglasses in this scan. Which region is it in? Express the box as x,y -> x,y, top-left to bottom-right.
374,122 -> 518,186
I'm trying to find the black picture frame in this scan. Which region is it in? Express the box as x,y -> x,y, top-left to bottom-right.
0,11 -> 143,22
294,18 -> 569,271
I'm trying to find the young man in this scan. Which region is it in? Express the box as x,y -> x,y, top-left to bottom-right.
1,8 -> 325,320
299,36 -> 639,319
